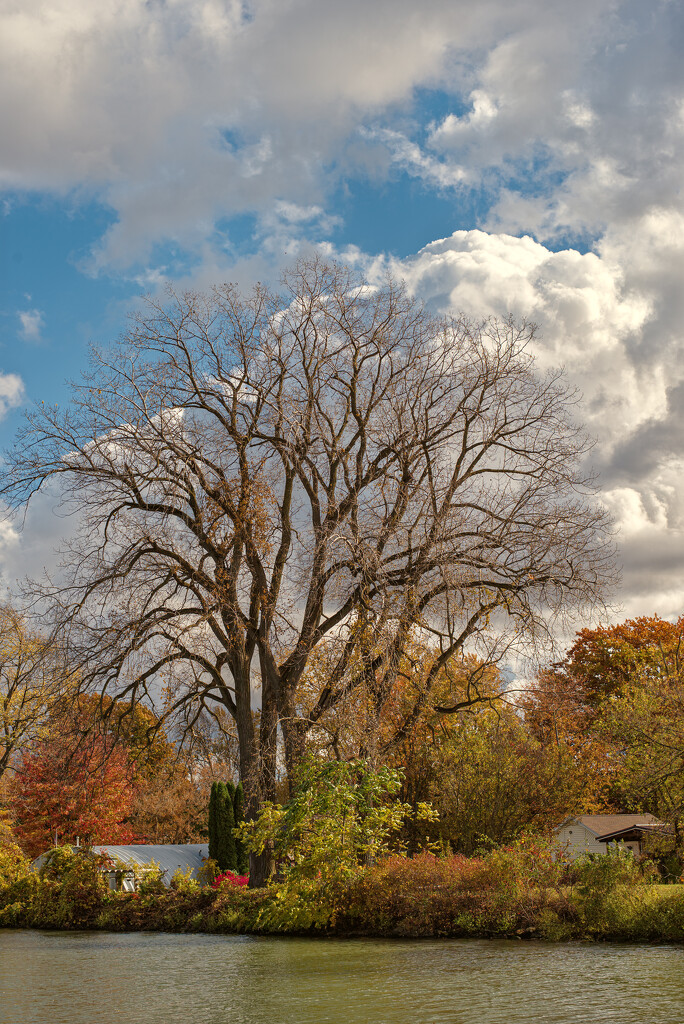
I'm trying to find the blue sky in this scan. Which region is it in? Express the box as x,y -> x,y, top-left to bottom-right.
1,0 -> 684,618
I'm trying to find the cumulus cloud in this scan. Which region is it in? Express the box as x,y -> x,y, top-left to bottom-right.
0,0 -> 618,265
1,1 -> 679,267
356,229 -> 683,619
0,517 -> 21,598
381,230 -> 653,445
599,482 -> 684,620
0,484 -> 83,599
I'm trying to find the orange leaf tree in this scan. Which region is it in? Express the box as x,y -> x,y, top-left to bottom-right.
523,615 -> 684,814
11,722 -> 135,857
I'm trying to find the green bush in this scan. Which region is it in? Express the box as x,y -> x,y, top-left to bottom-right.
136,865 -> 167,898
25,847 -> 109,928
170,866 -> 200,893
570,847 -> 643,933
0,814 -> 30,888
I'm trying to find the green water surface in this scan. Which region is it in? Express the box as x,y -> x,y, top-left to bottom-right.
0,930 -> 682,1024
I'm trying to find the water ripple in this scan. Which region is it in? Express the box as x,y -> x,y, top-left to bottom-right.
0,930 -> 682,1024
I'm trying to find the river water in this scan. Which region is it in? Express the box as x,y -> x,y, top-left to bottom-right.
0,930 -> 682,1024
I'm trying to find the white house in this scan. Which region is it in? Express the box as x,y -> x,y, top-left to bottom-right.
554,814 -> 664,860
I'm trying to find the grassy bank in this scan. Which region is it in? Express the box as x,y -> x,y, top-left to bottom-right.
2,845 -> 684,943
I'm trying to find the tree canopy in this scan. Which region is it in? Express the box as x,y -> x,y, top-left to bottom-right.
11,713 -> 135,857
523,615 -> 684,826
0,257 -> 616,881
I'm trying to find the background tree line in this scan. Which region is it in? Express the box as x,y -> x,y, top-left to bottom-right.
4,602 -> 684,866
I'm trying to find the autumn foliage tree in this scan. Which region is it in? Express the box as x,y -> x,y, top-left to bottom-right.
11,721 -> 135,857
85,697 -> 209,843
526,616 -> 684,728
598,675 -> 684,837
126,771 -> 207,844
370,653 -> 578,853
523,615 -> 684,816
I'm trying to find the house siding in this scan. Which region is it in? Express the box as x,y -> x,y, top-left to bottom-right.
554,814 -> 663,860
556,823 -> 605,859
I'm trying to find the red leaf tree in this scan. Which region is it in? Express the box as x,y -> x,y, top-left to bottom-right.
12,725 -> 136,857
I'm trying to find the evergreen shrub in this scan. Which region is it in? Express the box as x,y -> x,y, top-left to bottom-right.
215,782 -> 237,872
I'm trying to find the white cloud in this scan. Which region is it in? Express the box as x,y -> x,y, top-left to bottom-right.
0,517 -> 21,599
0,372 -> 25,419
17,308 -> 44,342
0,1 -> 677,263
0,484 -> 82,597
377,229 -> 652,444
360,128 -> 469,188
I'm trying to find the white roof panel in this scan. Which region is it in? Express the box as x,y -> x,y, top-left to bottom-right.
92,844 -> 210,884
32,844 -> 210,886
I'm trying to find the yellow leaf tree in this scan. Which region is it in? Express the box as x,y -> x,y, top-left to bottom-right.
0,605 -> 62,782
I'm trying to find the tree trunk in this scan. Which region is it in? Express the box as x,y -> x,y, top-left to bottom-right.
259,657 -> 279,803
230,658 -> 283,887
248,847 -> 274,889
279,691 -> 307,794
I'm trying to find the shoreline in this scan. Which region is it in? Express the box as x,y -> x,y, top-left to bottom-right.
3,883 -> 684,944
1,920 -> 682,945
4,846 -> 684,945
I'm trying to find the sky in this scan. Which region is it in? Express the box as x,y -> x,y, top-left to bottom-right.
1,0 -> 683,627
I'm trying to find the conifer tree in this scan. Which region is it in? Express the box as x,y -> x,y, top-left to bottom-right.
208,781 -> 219,863
215,781 -> 237,872
233,781 -> 248,875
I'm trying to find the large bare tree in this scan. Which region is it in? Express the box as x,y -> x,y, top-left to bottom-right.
1,257 -> 616,881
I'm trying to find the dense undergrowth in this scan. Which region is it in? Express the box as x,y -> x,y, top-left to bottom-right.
2,841 -> 684,942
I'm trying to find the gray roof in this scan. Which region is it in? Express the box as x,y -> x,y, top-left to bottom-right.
33,844 -> 210,885
555,813 -> 663,837
92,844 -> 209,884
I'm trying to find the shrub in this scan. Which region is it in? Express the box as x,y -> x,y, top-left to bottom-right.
24,846 -> 111,928
170,866 -> 200,893
212,870 -> 249,889
239,757 -> 437,887
135,862 -> 167,897
3,828 -> 684,942
641,831 -> 684,882
465,835 -> 565,897
339,842 -> 569,938
0,811 -> 30,887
